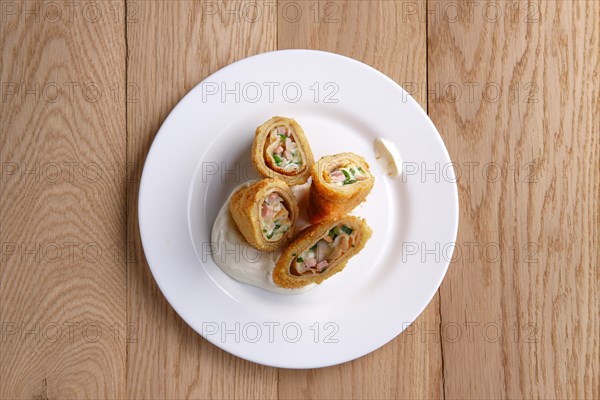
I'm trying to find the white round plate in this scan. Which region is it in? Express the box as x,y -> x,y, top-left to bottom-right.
139,50 -> 458,368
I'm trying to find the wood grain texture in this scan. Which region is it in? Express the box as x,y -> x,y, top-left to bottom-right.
428,0 -> 599,398
0,0 -> 127,398
277,1 -> 442,399
125,1 -> 278,398
1,0 -> 599,398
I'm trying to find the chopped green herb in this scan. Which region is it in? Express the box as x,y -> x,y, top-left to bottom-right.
278,133 -> 287,141
350,168 -> 356,174
262,228 -> 267,233
296,257 -> 304,263
341,225 -> 353,235
309,243 -> 318,251
357,166 -> 364,173
328,227 -> 339,239
273,154 -> 282,165
342,169 -> 356,185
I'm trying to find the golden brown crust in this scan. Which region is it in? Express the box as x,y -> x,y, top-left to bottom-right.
251,116 -> 314,185
307,153 -> 375,224
272,215 -> 373,288
229,179 -> 299,252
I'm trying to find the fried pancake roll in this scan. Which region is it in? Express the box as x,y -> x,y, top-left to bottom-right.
272,216 -> 372,288
307,153 -> 375,224
230,179 -> 299,252
252,116 -> 314,185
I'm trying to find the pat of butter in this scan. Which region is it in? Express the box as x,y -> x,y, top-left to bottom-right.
374,137 -> 402,178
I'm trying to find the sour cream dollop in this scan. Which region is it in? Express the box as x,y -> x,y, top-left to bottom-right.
374,137 -> 402,178
211,181 -> 316,294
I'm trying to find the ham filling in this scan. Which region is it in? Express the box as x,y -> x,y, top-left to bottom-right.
325,164 -> 369,187
291,224 -> 357,276
266,126 -> 304,172
260,191 -> 291,241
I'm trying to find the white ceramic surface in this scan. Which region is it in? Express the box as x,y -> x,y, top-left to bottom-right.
138,50 -> 459,368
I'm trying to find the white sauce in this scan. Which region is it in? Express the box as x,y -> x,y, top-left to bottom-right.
374,137 -> 402,178
211,181 -> 316,294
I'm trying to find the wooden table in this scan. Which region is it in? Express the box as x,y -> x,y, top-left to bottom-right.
1,1 -> 598,398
